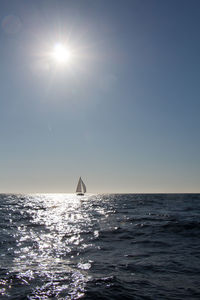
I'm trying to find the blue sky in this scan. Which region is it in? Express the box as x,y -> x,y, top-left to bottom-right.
0,0 -> 199,193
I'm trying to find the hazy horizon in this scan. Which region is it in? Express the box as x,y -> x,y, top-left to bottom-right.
0,0 -> 200,193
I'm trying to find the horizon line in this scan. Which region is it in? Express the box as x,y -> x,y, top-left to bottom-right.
0,191 -> 200,195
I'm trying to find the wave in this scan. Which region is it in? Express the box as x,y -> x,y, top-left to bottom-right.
162,221 -> 200,235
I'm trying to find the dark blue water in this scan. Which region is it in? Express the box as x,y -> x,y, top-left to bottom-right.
0,194 -> 200,299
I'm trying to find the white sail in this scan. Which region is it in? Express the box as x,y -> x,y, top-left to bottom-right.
76,177 -> 86,194
82,180 -> 86,193
76,177 -> 82,193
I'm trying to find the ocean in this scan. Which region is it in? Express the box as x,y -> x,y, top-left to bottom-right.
0,193 -> 200,299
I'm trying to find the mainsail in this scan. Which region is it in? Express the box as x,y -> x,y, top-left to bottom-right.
76,177 -> 86,194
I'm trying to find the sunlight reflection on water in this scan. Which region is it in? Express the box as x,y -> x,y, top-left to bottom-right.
11,194 -> 97,298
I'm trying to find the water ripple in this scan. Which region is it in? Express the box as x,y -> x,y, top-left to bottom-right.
0,193 -> 200,299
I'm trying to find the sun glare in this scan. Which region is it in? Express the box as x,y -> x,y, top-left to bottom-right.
52,43 -> 71,63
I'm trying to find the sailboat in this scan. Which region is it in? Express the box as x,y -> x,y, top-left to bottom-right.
76,177 -> 86,196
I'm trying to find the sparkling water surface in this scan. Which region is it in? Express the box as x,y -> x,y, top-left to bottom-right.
0,193 -> 200,299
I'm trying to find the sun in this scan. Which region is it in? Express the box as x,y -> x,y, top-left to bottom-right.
52,43 -> 71,64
